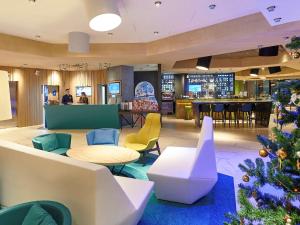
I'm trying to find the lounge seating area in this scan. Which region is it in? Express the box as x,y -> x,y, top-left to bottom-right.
2,1 -> 299,224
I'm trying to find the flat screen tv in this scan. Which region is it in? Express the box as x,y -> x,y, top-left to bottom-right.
76,86 -> 92,97
188,84 -> 201,93
108,81 -> 121,95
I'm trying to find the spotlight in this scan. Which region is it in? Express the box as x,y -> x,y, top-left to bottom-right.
250,68 -> 259,77
266,6 -> 276,12
259,45 -> 279,56
273,17 -> 282,23
196,56 -> 212,70
209,4 -> 216,10
154,1 -> 162,7
154,31 -> 159,35
268,66 -> 281,74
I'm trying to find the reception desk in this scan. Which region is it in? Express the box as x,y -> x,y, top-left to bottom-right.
44,104 -> 120,129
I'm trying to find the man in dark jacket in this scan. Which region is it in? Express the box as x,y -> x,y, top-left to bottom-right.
61,89 -> 73,105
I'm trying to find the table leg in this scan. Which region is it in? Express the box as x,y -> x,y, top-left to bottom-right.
117,165 -> 126,175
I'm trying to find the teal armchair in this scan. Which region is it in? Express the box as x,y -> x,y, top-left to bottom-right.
0,201 -> 71,225
32,133 -> 72,155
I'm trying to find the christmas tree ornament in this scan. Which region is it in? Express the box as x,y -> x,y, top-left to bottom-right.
259,148 -> 269,157
277,148 -> 288,160
242,175 -> 249,182
278,113 -> 283,120
296,151 -> 300,158
293,188 -> 299,193
297,159 -> 300,170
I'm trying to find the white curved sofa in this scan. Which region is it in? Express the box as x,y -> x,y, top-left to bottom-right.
0,140 -> 153,225
147,116 -> 217,204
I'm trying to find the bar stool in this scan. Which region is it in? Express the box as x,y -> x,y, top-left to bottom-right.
211,103 -> 225,127
225,103 -> 239,127
240,103 -> 253,127
254,102 -> 272,127
199,103 -> 211,126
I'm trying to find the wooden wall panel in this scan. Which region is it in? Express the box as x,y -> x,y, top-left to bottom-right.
0,66 -> 106,127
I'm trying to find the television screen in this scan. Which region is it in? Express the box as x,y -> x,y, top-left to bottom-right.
76,86 -> 92,97
188,84 -> 201,93
108,82 -> 121,95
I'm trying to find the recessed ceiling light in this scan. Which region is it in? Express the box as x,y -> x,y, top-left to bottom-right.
154,31 -> 159,35
28,0 -> 36,3
267,5 -> 276,12
35,35 -> 41,38
108,32 -> 113,36
274,17 -> 282,23
23,64 -> 28,66
90,14 -> 122,31
283,36 -> 289,41
154,1 -> 162,7
209,4 -> 216,10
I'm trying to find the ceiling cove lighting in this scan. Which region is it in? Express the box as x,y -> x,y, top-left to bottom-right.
86,0 -> 122,32
250,68 -> 259,77
196,56 -> 212,70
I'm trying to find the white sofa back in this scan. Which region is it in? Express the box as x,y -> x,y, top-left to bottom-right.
191,116 -> 217,179
0,140 -> 137,225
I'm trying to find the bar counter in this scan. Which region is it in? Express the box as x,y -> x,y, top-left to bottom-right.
176,98 -> 272,119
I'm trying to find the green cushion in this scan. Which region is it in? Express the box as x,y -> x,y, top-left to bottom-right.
51,148 -> 68,155
40,135 -> 58,151
22,204 -> 57,225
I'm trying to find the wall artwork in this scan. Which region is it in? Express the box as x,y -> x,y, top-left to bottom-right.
133,81 -> 159,112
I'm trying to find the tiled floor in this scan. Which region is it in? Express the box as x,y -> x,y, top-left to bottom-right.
0,116 -> 274,208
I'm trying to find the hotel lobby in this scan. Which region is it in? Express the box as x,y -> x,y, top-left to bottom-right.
0,1 -> 300,225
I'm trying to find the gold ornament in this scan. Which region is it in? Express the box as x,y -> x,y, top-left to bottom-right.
294,188 -> 299,193
269,133 -> 277,142
259,148 -> 269,158
277,148 -> 288,160
297,159 -> 300,170
296,151 -> 300,158
242,175 -> 250,182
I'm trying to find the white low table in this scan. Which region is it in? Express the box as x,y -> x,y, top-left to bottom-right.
67,145 -> 140,175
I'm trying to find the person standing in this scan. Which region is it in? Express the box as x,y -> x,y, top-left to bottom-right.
61,89 -> 73,105
78,92 -> 89,104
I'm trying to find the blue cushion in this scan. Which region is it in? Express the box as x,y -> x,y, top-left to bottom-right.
22,204 -> 57,225
93,129 -> 115,145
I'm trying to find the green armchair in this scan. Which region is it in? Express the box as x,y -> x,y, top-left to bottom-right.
32,133 -> 71,155
0,201 -> 72,225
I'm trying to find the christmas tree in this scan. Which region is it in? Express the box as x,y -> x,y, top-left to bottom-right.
225,80 -> 300,225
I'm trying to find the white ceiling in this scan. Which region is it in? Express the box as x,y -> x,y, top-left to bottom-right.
0,0 -> 260,43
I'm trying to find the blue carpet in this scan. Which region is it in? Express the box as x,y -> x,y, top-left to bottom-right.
118,154 -> 236,225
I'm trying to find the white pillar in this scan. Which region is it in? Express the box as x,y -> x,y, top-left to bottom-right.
0,70 -> 12,121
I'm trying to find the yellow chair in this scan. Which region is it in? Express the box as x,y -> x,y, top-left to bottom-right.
124,113 -> 161,156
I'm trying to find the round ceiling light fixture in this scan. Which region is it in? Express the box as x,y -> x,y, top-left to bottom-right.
86,0 -> 122,32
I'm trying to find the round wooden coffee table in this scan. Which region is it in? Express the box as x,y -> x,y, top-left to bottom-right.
67,145 -> 140,175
